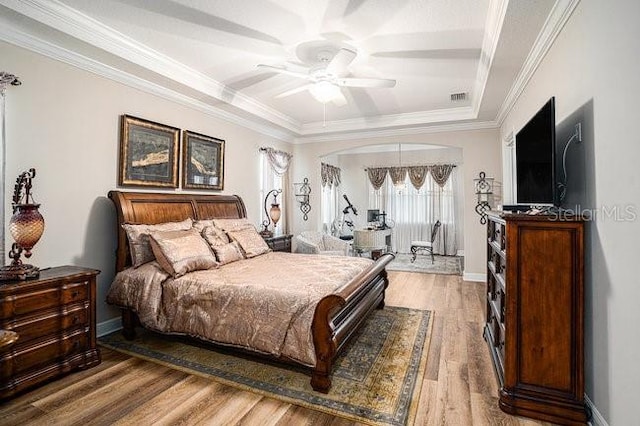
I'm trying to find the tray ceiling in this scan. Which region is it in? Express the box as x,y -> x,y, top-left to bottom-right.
0,0 -> 558,140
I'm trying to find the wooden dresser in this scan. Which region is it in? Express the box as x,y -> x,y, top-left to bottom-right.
0,266 -> 101,398
484,212 -> 587,425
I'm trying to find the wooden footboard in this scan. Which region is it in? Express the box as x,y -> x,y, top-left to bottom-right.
310,252 -> 394,392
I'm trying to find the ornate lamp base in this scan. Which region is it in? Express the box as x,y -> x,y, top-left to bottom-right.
0,263 -> 40,281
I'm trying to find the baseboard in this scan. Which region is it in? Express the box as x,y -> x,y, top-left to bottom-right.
96,316 -> 122,338
463,272 -> 486,282
585,394 -> 608,426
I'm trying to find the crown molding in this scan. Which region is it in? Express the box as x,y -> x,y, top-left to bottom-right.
296,120 -> 499,143
0,21 -> 295,142
495,0 -> 581,125
471,0 -> 509,116
0,0 -> 302,133
301,106 -> 476,136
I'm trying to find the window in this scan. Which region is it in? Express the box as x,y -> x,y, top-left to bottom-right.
369,170 -> 457,255
260,151 -> 287,235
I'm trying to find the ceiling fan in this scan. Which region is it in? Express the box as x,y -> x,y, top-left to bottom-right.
257,46 -> 396,106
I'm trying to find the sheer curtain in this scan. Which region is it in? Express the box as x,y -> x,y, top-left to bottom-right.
368,168 -> 457,255
321,163 -> 341,234
0,72 -> 21,266
260,148 -> 291,234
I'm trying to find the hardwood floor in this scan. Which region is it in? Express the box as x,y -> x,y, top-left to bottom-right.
0,272 -> 552,425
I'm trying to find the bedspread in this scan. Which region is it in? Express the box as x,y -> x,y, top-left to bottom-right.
107,252 -> 374,366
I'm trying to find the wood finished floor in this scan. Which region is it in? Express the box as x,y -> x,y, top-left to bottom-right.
0,272 -> 552,425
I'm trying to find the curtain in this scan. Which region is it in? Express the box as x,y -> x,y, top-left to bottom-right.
388,167 -> 407,187
430,164 -> 455,187
260,147 -> 292,234
321,162 -> 341,187
368,168 -> 457,255
407,166 -> 429,190
0,72 -> 20,266
261,147 -> 292,176
320,163 -> 341,234
366,167 -> 387,190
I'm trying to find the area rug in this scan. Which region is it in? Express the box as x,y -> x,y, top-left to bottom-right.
99,307 -> 432,426
386,253 -> 463,275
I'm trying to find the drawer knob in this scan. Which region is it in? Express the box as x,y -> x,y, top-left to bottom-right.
72,291 -> 79,298
72,316 -> 79,324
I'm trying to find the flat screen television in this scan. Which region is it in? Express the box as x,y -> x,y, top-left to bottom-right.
515,97 -> 557,207
367,209 -> 379,222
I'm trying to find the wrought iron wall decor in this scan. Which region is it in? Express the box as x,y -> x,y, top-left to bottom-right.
474,171 -> 494,224
294,177 -> 311,221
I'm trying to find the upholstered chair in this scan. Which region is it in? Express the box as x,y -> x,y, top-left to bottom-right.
294,231 -> 351,256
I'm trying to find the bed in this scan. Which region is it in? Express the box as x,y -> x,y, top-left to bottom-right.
106,190 -> 394,392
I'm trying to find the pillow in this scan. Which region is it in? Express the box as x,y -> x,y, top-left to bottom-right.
213,241 -> 244,265
212,218 -> 255,232
202,225 -> 230,249
123,218 -> 193,267
228,227 -> 271,258
192,219 -> 215,233
149,228 -> 218,277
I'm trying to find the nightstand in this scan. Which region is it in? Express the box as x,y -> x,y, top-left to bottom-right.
263,234 -> 293,252
0,266 -> 101,399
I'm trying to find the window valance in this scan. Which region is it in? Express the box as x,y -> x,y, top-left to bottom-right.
366,164 -> 456,190
259,147 -> 292,176
321,163 -> 341,187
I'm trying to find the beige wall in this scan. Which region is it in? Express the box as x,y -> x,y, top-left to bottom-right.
291,129 -> 502,277
500,1 -> 640,423
1,41 -> 291,324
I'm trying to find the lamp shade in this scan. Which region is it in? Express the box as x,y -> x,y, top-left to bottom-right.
269,203 -> 281,226
9,204 -> 44,257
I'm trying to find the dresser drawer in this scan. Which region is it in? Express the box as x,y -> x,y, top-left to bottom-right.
0,281 -> 88,319
1,303 -> 88,346
0,329 -> 88,379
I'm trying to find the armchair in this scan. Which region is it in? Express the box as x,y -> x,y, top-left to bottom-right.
294,231 -> 351,256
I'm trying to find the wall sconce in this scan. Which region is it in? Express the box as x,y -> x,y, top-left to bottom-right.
293,177 -> 311,221
0,168 -> 45,281
260,189 -> 282,238
474,171 -> 494,225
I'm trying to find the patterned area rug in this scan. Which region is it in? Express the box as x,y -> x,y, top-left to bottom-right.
99,307 -> 432,426
386,253 -> 463,275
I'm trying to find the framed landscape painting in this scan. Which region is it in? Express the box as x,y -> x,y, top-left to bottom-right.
181,130 -> 225,190
118,115 -> 180,188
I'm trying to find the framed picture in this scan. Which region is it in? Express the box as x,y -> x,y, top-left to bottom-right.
118,115 -> 180,188
182,130 -> 225,190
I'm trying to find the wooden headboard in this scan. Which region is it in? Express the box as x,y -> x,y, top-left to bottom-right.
108,191 -> 247,272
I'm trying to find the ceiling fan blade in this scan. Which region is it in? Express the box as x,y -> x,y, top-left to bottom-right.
326,48 -> 357,76
331,90 -> 348,107
275,84 -> 313,98
336,77 -> 396,88
256,64 -> 311,80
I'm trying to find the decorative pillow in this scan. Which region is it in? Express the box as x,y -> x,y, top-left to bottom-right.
149,228 -> 218,277
201,225 -> 230,249
213,218 -> 255,232
228,227 -> 271,258
192,219 -> 215,233
122,218 -> 193,267
213,241 -> 244,265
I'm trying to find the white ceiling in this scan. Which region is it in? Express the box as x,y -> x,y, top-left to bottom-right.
0,0 -> 558,140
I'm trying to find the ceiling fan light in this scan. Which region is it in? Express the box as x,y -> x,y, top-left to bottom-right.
309,81 -> 341,103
